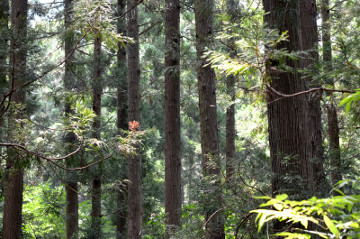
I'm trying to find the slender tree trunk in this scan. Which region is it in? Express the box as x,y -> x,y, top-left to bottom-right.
263,0 -> 311,199
164,0 -> 181,238
195,0 -> 224,238
300,0 -> 326,195
0,0 -> 8,163
225,76 -> 235,181
127,0 -> 142,238
64,0 -> 79,237
225,0 -> 237,183
2,0 -> 27,237
90,31 -> 103,238
321,0 -> 341,187
116,0 -> 128,237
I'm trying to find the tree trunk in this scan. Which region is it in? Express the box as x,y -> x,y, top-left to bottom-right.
195,0 -> 224,238
225,76 -> 235,181
225,0 -> 237,183
116,0 -> 128,238
164,0 -> 182,237
0,0 -> 9,153
90,31 -> 103,238
263,0 -> 311,199
300,0 -> 326,195
127,0 -> 142,238
321,0 -> 342,187
64,0 -> 79,237
2,0 -> 27,237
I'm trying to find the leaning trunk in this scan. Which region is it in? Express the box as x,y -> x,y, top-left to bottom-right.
127,0 -> 142,238
195,0 -> 224,238
2,0 -> 27,237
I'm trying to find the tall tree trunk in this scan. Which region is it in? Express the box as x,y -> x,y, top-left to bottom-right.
225,76 -> 235,181
127,0 -> 142,238
90,31 -> 102,238
195,0 -> 224,238
64,0 -> 79,237
300,0 -> 326,195
263,0 -> 311,199
2,0 -> 27,237
164,0 -> 181,238
321,0 -> 341,187
116,0 -> 128,237
0,0 -> 9,155
225,0 -> 237,183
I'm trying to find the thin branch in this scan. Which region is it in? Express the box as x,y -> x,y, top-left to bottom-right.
0,142 -> 82,160
235,213 -> 253,239
266,84 -> 356,105
201,208 -> 224,229
0,31 -> 88,117
114,0 -> 144,20
47,161 -> 86,197
48,153 -> 114,171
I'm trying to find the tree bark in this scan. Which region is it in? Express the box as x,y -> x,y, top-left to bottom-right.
2,0 -> 27,237
64,0 -> 79,237
321,0 -> 342,187
90,31 -> 103,238
164,0 -> 182,238
300,0 -> 326,195
116,0 -> 128,238
263,0 -> 312,199
127,0 -> 142,238
195,0 -> 224,238
0,0 -> 9,156
225,0 -> 237,183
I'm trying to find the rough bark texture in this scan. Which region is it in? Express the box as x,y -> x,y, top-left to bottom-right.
321,0 -> 342,186
225,0 -> 237,182
0,0 -> 9,156
195,0 -> 224,238
0,0 -> 8,82
127,0 -> 142,238
300,0 -> 326,195
2,0 -> 27,237
64,0 -> 79,237
263,0 -> 312,198
90,32 -> 103,238
164,0 -> 181,238
116,0 -> 128,238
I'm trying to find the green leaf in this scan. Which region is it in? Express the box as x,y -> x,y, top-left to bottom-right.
323,215 -> 340,238
275,232 -> 311,239
276,194 -> 289,201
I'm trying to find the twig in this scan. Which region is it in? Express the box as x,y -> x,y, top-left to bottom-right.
114,0 -> 144,20
201,208 -> 224,229
235,213 -> 253,239
48,153 -> 114,171
266,84 -> 356,105
0,142 -> 82,161
0,31 -> 88,117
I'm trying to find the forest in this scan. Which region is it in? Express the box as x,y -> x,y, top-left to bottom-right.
1,0 -> 360,238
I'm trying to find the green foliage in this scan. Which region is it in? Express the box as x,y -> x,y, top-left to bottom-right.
71,0 -> 132,50
339,89 -> 360,113
23,182 -> 66,238
251,190 -> 360,239
207,7 -> 291,83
